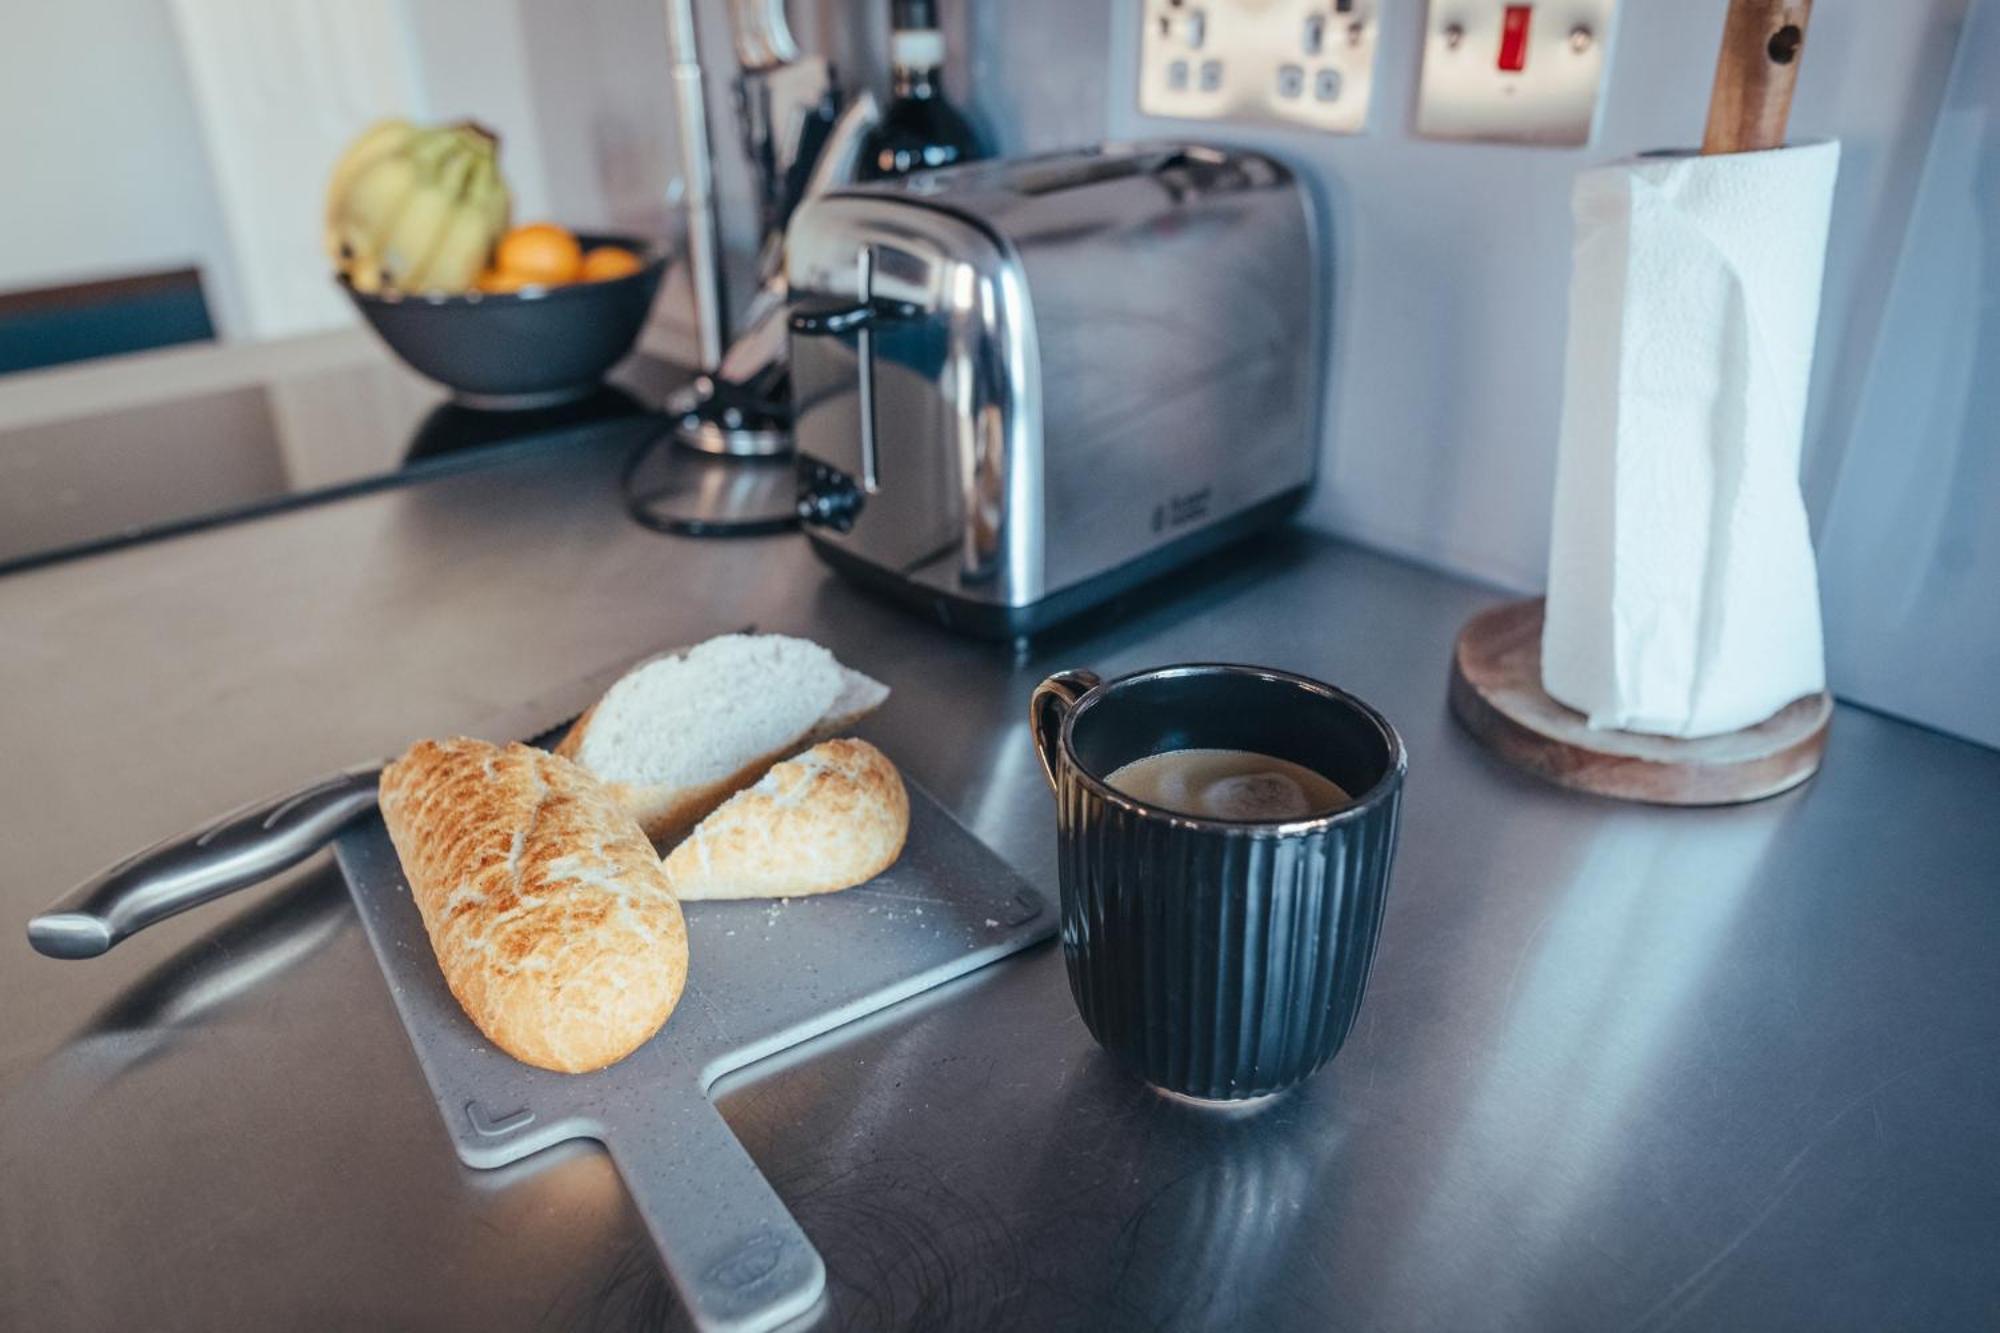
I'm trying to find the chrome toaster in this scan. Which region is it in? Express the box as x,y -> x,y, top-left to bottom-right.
786,142 -> 1322,637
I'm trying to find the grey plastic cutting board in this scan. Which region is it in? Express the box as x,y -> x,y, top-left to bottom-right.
332,784 -> 1050,1333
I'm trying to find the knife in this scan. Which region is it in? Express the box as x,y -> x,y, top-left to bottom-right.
27,654 -> 646,961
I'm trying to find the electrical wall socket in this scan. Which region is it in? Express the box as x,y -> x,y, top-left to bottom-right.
1416,1 -> 1619,146
1137,0 -> 1378,136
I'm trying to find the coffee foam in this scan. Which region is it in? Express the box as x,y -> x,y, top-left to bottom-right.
1105,748 -> 1349,821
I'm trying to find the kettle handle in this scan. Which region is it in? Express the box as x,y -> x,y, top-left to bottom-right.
1030,670 -> 1101,794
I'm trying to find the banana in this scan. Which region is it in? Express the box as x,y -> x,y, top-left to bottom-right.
330,150 -> 419,265
334,131 -> 456,262
345,248 -> 388,296
478,150 -> 513,239
377,142 -> 478,290
326,119 -> 513,295
410,157 -> 501,292
442,124 -> 511,238
323,117 -> 415,255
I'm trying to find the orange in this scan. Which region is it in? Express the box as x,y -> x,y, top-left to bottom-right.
494,223 -> 582,285
475,268 -> 530,294
578,245 -> 644,282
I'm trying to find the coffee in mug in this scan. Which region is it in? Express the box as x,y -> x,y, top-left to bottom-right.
1104,748 -> 1351,820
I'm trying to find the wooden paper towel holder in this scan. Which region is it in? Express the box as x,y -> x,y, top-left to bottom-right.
1448,599 -> 1832,806
1449,0 -> 1830,806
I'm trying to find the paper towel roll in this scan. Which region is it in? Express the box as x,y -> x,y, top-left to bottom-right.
1542,141 -> 1840,739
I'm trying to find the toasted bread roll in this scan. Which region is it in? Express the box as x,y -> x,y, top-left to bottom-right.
663,739 -> 908,900
379,738 -> 688,1073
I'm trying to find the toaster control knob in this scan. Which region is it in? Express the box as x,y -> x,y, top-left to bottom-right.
796,461 -> 863,532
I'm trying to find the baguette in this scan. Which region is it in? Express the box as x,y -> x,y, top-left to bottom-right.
557,634 -> 889,847
379,738 -> 689,1074
663,739 -> 909,900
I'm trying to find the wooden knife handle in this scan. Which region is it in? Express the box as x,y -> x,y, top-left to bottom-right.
1702,0 -> 1812,154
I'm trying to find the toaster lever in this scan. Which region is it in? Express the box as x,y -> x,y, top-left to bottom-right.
788,296 -> 917,335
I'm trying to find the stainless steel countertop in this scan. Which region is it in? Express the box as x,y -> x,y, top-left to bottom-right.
0,329 -> 684,575
3,429 -> 1998,1331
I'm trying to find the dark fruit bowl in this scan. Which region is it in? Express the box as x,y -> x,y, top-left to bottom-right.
339,231 -> 668,409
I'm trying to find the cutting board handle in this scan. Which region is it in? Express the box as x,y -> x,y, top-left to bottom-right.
605,1090 -> 826,1333
1703,0 -> 1812,154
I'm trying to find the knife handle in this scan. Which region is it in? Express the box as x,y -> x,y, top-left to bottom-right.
27,766 -> 383,960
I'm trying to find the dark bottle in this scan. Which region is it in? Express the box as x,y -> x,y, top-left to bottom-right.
856,0 -> 987,181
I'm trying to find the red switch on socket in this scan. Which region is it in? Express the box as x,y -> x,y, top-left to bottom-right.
1498,5 -> 1532,71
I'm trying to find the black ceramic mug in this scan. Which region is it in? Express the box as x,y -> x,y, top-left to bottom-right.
1031,665 -> 1407,1102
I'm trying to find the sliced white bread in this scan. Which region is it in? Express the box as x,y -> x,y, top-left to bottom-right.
663,738 -> 909,900
556,634 -> 889,847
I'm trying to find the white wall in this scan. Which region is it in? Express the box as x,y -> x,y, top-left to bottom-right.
171,0 -> 429,338
1816,0 -> 2000,749
404,0 -> 553,223
0,0 -> 563,342
0,0 -> 241,331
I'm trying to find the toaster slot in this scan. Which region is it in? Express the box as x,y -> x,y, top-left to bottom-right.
790,245 -> 960,574
789,290 -> 920,499
1002,144 -> 1212,195
788,194 -> 1044,604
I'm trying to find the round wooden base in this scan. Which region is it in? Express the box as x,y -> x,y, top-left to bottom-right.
1448,598 -> 1831,806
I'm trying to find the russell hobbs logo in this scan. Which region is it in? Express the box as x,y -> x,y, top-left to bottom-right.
1152,487 -> 1213,534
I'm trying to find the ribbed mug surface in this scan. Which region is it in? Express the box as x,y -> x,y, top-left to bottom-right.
1035,665 -> 1405,1101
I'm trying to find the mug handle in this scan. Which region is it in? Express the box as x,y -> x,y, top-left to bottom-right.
1030,670 -> 1101,794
